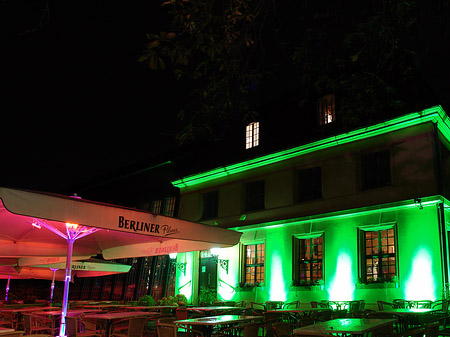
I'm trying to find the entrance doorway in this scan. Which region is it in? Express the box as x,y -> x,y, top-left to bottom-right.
198,250 -> 217,305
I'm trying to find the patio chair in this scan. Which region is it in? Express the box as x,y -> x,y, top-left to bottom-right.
212,321 -> 261,337
412,300 -> 433,309
23,313 -> 56,336
66,316 -> 103,337
367,311 -> 406,334
391,321 -> 439,337
250,302 -> 266,316
392,299 -> 409,308
377,300 -> 396,310
0,312 -> 16,329
156,322 -> 204,337
272,322 -> 293,337
109,317 -> 148,337
265,301 -> 284,310
146,314 -> 173,336
175,308 -> 188,320
282,301 -> 300,309
263,312 -> 284,337
235,300 -> 247,308
310,301 -> 329,309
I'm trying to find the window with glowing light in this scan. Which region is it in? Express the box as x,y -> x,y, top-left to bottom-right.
243,243 -> 265,286
246,122 -> 260,149
317,94 -> 335,125
293,235 -> 323,285
359,226 -> 397,283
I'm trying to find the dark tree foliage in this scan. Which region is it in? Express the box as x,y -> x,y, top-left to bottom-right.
139,0 -> 448,143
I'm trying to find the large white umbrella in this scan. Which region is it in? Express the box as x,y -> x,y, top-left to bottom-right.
0,258 -> 132,302
0,187 -> 242,336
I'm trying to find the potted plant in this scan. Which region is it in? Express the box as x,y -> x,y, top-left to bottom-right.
137,295 -> 155,306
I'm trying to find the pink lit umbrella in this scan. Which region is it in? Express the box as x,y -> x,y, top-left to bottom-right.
0,187 -> 242,337
0,258 -> 132,302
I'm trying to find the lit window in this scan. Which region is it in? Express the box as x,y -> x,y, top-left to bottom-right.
246,122 -> 260,149
360,226 -> 397,283
293,235 -> 323,285
243,243 -> 265,285
318,94 -> 335,125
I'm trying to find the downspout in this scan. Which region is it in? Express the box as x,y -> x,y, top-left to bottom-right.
437,201 -> 449,293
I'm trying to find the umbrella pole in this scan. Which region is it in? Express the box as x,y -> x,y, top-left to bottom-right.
58,239 -> 74,337
4,275 -> 10,302
50,268 -> 58,303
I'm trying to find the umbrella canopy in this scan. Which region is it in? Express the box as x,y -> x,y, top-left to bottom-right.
0,258 -> 132,281
0,187 -> 242,336
0,187 -> 241,259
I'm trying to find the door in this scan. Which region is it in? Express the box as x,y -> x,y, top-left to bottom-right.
198,250 -> 217,305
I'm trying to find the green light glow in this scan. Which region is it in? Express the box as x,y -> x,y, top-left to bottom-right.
217,247 -> 239,301
269,253 -> 287,301
404,248 -> 436,301
172,106 -> 448,188
232,197 -> 442,232
176,252 -> 193,303
328,252 -> 355,301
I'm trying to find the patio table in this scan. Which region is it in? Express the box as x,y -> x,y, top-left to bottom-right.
0,328 -> 24,337
0,307 -> 60,329
125,306 -> 177,313
187,306 -> 244,317
0,328 -> 15,334
293,318 -> 397,336
175,314 -> 263,337
381,308 -> 438,327
266,308 -> 330,315
83,311 -> 159,337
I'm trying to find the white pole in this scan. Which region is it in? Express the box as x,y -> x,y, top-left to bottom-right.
58,238 -> 74,337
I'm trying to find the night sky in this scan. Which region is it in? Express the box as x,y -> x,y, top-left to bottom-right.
2,0 -> 450,194
3,1 -> 180,193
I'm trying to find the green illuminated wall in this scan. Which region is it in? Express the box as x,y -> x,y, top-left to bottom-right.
172,198 -> 447,307
221,199 -> 445,308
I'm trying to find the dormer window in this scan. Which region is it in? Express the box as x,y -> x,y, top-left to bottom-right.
318,94 -> 335,125
246,121 -> 260,149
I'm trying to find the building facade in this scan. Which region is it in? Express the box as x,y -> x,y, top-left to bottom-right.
170,105 -> 450,309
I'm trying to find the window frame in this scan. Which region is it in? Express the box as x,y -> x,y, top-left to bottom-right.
317,94 -> 336,125
358,223 -> 398,284
240,242 -> 265,287
245,121 -> 260,149
292,232 -> 324,286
